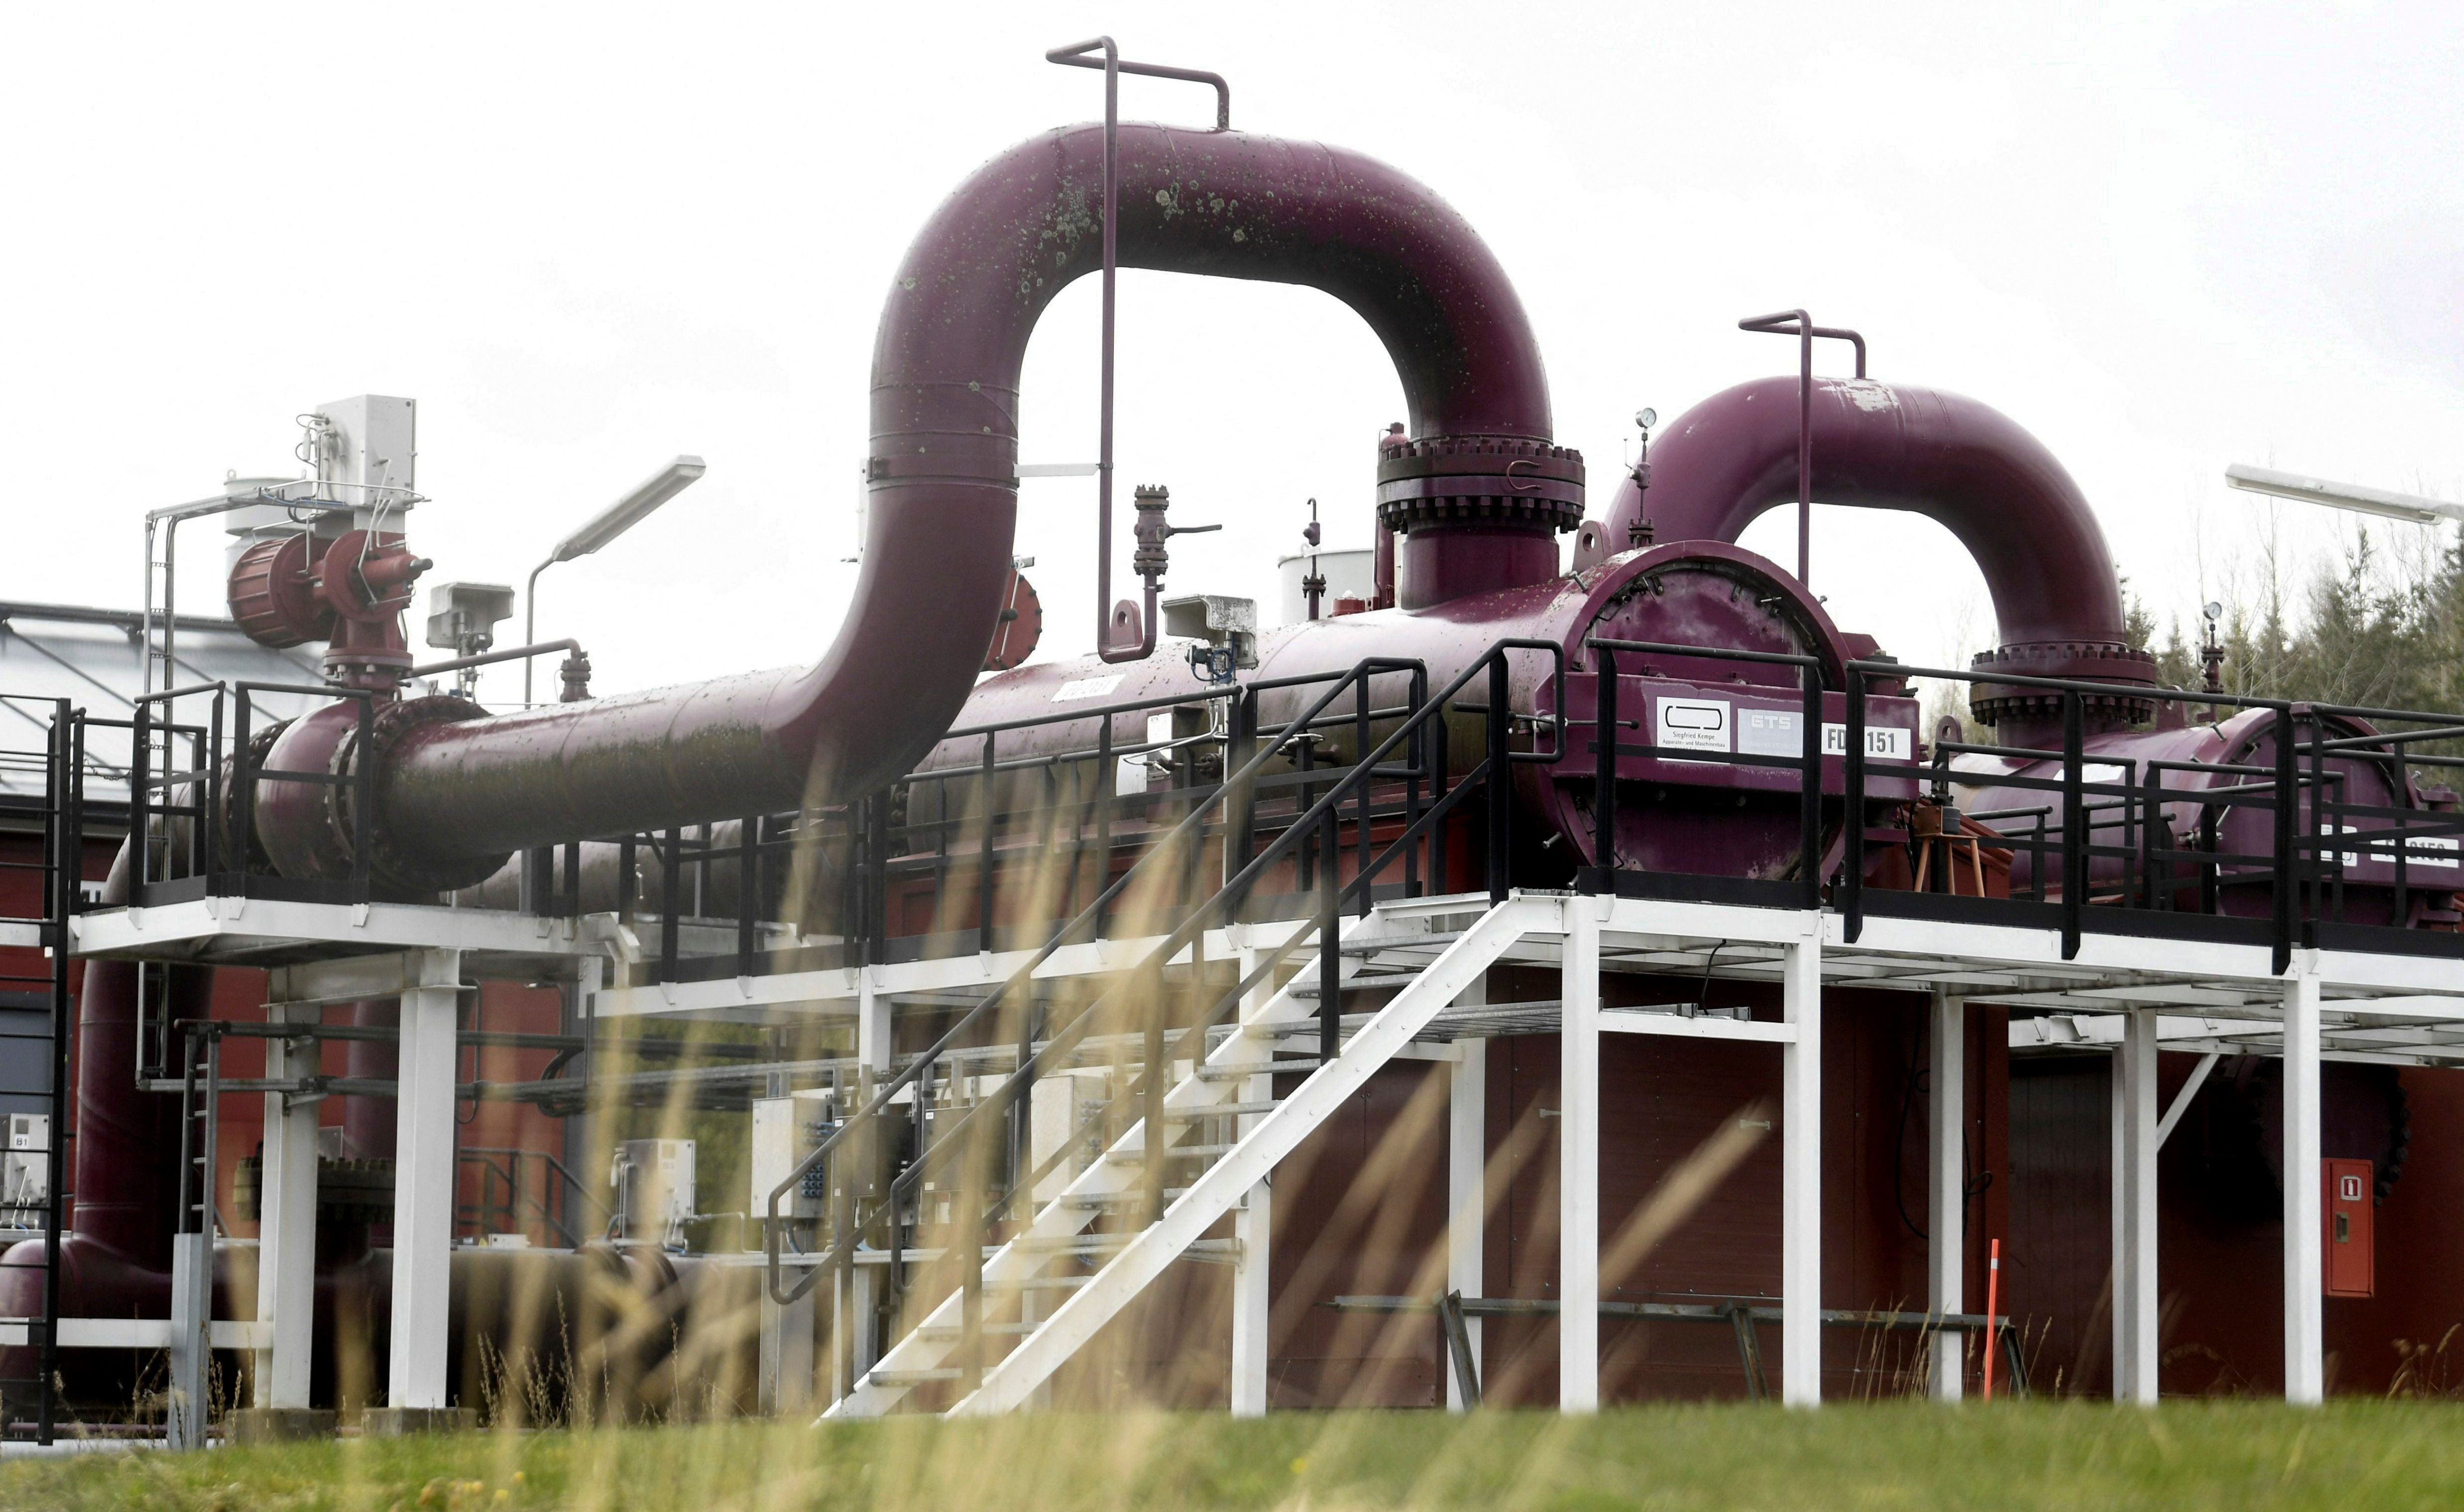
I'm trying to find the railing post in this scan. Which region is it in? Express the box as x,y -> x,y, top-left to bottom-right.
204,693 -> 224,886
1486,654 -> 1511,907
131,697 -> 152,892
1354,673 -> 1374,917
2061,689 -> 2085,961
1095,719 -> 1114,938
352,693 -> 374,897
739,815 -> 759,978
1321,807 -> 1342,1064
979,733 -> 999,954
2273,706 -> 2298,974
1800,658 -> 1823,910
661,827 -> 683,982
2141,765 -> 2164,910
1591,645 -> 1618,889
232,689 -> 255,900
1227,691 -> 1257,903
1843,666 -> 1866,942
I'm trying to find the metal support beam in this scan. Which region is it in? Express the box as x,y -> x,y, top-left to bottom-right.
255,1002 -> 319,1409
1560,899 -> 1600,1413
1780,916 -> 1822,1406
2283,956 -> 2323,1404
1230,945 -> 1272,1418
389,947 -> 462,1409
1447,1012 -> 1488,1413
1926,991 -> 1964,1402
2117,1008 -> 2159,1403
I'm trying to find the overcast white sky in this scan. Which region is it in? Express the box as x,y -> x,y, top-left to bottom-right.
3,2 -> 2458,707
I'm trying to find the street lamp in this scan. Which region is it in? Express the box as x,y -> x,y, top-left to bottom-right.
2225,463 -> 2464,526
525,455 -> 707,703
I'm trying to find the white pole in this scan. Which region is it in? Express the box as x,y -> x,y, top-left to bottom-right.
1925,991 -> 1964,1402
1230,946 -> 1272,1418
1780,916 -> 1823,1406
2120,1008 -> 2160,1403
1558,899 -> 1601,1413
388,948 -> 462,1410
2283,956 -> 2324,1404
255,1000 -> 320,1409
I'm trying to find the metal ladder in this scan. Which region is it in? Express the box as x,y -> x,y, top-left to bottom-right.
828,891 -> 1538,1418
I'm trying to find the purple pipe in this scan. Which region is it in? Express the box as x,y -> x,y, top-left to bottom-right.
281,122 -> 1559,884
1601,377 -> 2156,732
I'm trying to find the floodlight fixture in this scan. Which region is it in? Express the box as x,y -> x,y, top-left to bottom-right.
2225,463 -> 2464,526
525,454 -> 706,703
550,455 -> 708,563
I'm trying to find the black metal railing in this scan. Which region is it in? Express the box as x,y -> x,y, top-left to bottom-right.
761,640 -> 1563,1407
1572,637 -> 2464,974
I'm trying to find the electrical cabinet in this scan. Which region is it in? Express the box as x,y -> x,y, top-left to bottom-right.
2323,1157 -> 2374,1299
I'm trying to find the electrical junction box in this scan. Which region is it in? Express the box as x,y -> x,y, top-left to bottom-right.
611,1138 -> 695,1246
752,1089 -> 838,1221
2324,1157 -> 2374,1298
2,1115 -> 48,1226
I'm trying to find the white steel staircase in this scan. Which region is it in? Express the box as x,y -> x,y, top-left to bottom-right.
824,890 -> 1549,1419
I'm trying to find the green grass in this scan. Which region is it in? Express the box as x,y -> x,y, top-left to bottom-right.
4,1403 -> 2461,1511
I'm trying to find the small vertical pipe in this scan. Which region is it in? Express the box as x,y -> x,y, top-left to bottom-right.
738,817 -> 758,978
661,828 -> 682,982
1797,316 -> 1813,587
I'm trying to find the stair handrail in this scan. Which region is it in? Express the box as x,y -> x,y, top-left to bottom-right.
765,636 -> 1564,1308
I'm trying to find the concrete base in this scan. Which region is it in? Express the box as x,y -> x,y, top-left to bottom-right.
228,1407 -> 338,1443
360,1407 -> 477,1437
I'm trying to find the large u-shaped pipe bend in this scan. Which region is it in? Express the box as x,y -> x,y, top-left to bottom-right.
266,123 -> 1558,889
1601,376 -> 2155,727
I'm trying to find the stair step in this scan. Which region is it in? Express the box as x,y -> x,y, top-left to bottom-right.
1341,930 -> 1463,956
1168,1100 -> 1277,1118
1289,973 -> 1419,1000
867,1367 -> 963,1385
913,1320 -> 1039,1342
1196,1060 -> 1319,1081
1105,1142 -> 1232,1163
1064,1188 -> 1189,1209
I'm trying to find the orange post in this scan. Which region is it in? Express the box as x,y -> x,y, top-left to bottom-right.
1980,1237 -> 2002,1401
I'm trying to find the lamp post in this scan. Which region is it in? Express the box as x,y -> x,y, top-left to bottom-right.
524,456 -> 706,704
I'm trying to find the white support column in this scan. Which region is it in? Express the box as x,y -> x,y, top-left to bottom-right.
388,948 -> 461,1410
1558,899 -> 1601,1413
254,1001 -> 320,1409
1230,945 -> 1272,1418
2117,1008 -> 2161,1403
1925,991 -> 1964,1403
2283,956 -> 2323,1404
1780,916 -> 1822,1407
1447,1017 -> 1488,1412
2109,1027 -> 2126,1396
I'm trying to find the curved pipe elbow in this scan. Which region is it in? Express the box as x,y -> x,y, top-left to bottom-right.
356,122 -> 1557,870
1605,376 -> 2139,658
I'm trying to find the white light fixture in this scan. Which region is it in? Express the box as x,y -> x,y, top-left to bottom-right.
550,455 -> 708,562
2225,463 -> 2464,526
526,455 -> 707,703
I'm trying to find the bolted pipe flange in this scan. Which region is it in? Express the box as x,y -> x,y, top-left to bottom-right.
1969,640 -> 2159,727
1375,435 -> 1585,535
256,694 -> 509,897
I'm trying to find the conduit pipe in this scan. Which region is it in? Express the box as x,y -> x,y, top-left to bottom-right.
290,121 -> 1560,886
1603,377 -> 2155,733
